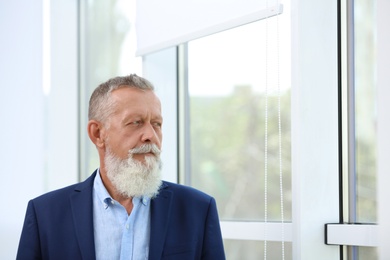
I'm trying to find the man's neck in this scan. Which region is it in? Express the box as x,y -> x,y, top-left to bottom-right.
100,171 -> 134,215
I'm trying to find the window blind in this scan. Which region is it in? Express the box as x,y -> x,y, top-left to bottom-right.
135,0 -> 283,56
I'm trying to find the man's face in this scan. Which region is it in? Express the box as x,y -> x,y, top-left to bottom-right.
100,87 -> 163,198
103,87 -> 163,162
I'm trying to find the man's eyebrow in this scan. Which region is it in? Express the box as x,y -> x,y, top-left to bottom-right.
153,115 -> 163,121
121,113 -> 142,122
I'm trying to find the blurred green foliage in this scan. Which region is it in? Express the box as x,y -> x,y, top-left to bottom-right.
190,86 -> 291,221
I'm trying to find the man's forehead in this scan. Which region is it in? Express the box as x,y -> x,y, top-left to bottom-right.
110,88 -> 161,112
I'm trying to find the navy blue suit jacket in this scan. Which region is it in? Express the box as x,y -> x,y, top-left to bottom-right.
17,171 -> 225,260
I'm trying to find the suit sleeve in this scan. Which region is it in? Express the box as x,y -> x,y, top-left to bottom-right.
16,200 -> 42,260
202,197 -> 226,260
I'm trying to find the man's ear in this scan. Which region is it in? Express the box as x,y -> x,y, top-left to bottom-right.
87,120 -> 105,148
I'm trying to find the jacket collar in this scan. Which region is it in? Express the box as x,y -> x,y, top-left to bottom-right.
70,171 -> 97,260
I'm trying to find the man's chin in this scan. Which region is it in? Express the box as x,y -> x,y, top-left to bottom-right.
105,148 -> 162,198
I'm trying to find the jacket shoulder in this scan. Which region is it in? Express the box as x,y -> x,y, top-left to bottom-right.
160,181 -> 213,203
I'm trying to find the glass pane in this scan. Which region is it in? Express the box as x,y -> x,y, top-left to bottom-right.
224,240 -> 292,259
354,0 -> 377,223
188,11 -> 291,221
358,246 -> 377,260
79,0 -> 141,179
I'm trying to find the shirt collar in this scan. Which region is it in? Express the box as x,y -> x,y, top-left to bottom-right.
93,168 -> 150,209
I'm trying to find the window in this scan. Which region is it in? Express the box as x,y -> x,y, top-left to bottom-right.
345,0 -> 377,258
181,5 -> 292,258
187,16 -> 291,222
79,0 -> 141,179
354,0 -> 377,225
78,0 -> 387,258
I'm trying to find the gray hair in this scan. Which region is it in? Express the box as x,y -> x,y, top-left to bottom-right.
88,74 -> 155,124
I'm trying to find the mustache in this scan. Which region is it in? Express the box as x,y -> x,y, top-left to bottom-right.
129,144 -> 161,156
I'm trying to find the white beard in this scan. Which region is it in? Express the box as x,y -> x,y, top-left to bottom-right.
104,144 -> 162,198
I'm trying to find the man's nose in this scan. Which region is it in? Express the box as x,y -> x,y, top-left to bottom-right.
141,123 -> 160,144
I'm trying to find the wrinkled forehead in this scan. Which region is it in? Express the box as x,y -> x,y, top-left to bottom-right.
110,86 -> 160,103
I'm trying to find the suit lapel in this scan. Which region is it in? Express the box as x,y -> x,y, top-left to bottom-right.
69,172 -> 97,260
149,182 -> 173,260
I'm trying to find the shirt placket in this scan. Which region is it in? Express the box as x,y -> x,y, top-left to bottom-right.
119,198 -> 141,260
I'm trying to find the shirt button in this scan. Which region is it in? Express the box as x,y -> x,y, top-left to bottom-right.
126,224 -> 129,230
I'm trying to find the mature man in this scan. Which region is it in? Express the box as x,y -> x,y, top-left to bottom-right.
17,74 -> 225,260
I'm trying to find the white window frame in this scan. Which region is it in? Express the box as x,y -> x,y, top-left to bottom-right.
291,0 -> 340,258
376,0 -> 390,258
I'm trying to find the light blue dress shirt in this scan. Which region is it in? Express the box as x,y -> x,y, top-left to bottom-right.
93,169 -> 151,260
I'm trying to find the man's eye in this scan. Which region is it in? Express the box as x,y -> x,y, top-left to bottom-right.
153,122 -> 162,128
131,121 -> 142,126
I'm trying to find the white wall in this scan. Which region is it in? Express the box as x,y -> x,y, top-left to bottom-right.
0,1 -> 78,258
0,1 -> 45,258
